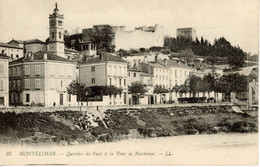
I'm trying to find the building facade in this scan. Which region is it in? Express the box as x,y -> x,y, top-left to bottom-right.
9,51 -> 77,107
0,42 -> 23,60
0,54 -> 9,107
79,53 -> 128,105
176,27 -> 196,41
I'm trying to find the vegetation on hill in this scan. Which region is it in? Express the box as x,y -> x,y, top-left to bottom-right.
164,36 -> 247,69
0,105 -> 257,145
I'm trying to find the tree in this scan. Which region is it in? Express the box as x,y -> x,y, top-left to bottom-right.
214,73 -> 248,101
227,46 -> 245,69
89,85 -> 122,105
153,85 -> 169,104
91,26 -> 115,52
106,85 -> 123,105
67,80 -> 91,110
161,48 -> 171,55
128,81 -> 147,105
187,75 -> 202,97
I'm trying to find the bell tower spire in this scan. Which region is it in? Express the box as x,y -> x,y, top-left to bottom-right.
48,3 -> 65,58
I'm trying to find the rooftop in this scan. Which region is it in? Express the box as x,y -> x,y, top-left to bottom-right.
0,54 -> 10,59
10,51 -> 73,64
0,42 -> 23,49
24,39 -> 46,45
8,39 -> 25,44
85,53 -> 127,64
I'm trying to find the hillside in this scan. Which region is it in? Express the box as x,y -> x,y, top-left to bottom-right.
0,105 -> 257,145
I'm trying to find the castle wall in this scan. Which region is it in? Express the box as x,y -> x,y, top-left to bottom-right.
114,25 -> 164,51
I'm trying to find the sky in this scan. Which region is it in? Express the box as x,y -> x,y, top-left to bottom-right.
0,0 -> 258,54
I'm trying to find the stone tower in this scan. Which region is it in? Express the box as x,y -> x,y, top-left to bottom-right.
49,3 -> 65,58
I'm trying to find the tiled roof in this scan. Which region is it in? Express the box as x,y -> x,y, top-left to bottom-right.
10,51 -> 73,65
0,42 -> 23,49
128,68 -> 141,72
167,60 -> 192,69
140,72 -> 153,77
150,62 -> 168,68
85,53 -> 126,64
9,39 -> 25,44
24,39 -> 46,45
0,54 -> 10,59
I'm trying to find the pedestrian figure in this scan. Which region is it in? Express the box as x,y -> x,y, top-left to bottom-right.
31,101 -> 34,107
53,102 -> 56,107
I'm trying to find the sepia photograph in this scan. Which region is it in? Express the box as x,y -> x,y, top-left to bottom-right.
0,0 -> 258,165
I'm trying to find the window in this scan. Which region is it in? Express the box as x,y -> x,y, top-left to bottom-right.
0,80 -> 3,91
128,72 -> 130,76
13,81 -> 16,90
11,54 -> 13,59
59,66 -> 64,76
91,78 -> 95,83
124,79 -> 126,86
9,81 -> 11,90
26,94 -> 30,102
35,65 -> 40,76
114,66 -> 117,75
25,79 -> 30,89
59,32 -> 61,39
35,79 -> 40,89
68,94 -> 71,102
12,67 -> 16,77
61,80 -> 63,88
0,64 -> 4,74
8,68 -> 11,77
175,80 -> 177,86
119,79 -> 122,86
17,80 -> 20,91
91,66 -> 95,72
17,67 -> 20,76
50,65 -> 55,76
109,66 -> 112,75
50,79 -> 55,89
124,67 -> 126,76
16,55 -> 19,58
133,73 -> 136,77
109,78 -> 112,85
52,32 -> 54,39
25,66 -> 30,75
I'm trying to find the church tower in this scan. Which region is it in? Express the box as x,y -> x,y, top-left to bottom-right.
49,3 -> 65,58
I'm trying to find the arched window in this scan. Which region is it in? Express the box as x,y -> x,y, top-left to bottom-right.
1,50 -> 4,54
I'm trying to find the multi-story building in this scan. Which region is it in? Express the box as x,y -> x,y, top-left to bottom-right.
176,27 -> 196,41
79,53 -> 128,105
0,54 -> 9,107
9,51 -> 77,107
0,42 -> 23,60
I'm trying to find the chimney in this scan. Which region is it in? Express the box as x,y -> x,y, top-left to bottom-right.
43,53 -> 47,60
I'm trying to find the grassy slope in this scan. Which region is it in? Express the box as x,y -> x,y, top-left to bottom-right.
0,105 -> 257,145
